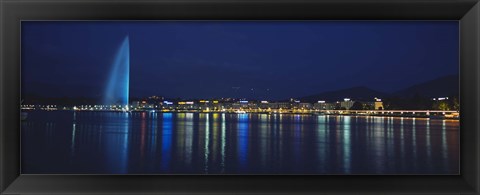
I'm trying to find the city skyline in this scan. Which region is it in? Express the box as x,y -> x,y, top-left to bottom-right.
20,21 -> 461,175
22,73 -> 459,105
22,21 -> 458,100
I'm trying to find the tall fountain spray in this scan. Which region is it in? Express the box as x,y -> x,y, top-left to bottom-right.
103,36 -> 130,108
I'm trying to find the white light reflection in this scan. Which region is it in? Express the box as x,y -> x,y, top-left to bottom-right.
204,113 -> 210,173
442,120 -> 448,168
185,113 -> 194,167
70,123 -> 76,159
211,113 -> 219,166
259,114 -> 269,169
400,117 -> 405,170
343,116 -> 351,173
386,117 -> 394,166
373,116 -> 385,173
317,115 -> 327,172
293,115 -> 302,167
221,113 -> 226,172
412,118 -> 418,169
149,112 -> 158,158
426,119 -> 432,171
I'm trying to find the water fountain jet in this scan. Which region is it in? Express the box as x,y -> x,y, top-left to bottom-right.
103,36 -> 130,108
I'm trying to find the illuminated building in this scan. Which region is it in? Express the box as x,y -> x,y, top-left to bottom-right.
268,103 -> 279,109
162,101 -> 174,109
340,98 -> 354,110
314,101 -> 335,110
177,101 -> 197,110
433,97 -> 449,101
132,101 -> 140,108
259,101 -> 270,109
372,97 -> 383,110
277,102 -> 291,109
374,102 -> 383,110
299,103 -> 312,109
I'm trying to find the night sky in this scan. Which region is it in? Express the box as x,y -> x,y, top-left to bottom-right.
22,21 -> 459,100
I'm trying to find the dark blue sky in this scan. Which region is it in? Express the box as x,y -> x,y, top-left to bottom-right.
22,21 -> 458,100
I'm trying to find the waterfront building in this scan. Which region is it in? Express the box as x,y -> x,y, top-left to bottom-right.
197,100 -> 211,110
277,102 -> 291,109
314,101 -> 335,110
363,102 -> 375,110
268,102 -> 279,109
232,100 -> 254,109
132,101 -> 140,108
211,102 -> 223,111
340,98 -> 355,110
222,102 -> 234,109
259,101 -> 270,109
299,103 -> 313,109
177,101 -> 197,110
374,101 -> 384,110
374,97 -> 383,110
162,101 -> 174,109
247,102 -> 259,109
232,103 -> 242,109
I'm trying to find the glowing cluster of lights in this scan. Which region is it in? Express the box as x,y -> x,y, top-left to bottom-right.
433,97 -> 449,101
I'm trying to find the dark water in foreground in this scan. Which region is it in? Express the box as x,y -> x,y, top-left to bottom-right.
21,111 -> 459,174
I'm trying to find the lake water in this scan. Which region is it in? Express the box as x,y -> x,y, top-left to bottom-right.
21,111 -> 459,174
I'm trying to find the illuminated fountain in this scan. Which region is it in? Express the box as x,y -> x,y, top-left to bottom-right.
103,36 -> 130,110
102,36 -> 131,173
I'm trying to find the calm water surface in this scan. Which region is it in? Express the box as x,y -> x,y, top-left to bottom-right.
21,111 -> 459,174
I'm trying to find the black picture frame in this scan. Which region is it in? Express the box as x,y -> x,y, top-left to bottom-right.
1,0 -> 479,194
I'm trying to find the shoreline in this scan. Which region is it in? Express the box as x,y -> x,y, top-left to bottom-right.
22,109 -> 460,120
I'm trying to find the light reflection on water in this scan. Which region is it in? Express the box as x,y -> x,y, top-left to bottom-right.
21,111 -> 459,174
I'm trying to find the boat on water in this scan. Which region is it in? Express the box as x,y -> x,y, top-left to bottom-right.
234,110 -> 246,114
21,112 -> 28,121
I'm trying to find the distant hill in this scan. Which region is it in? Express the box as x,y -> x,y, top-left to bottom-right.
298,75 -> 459,102
392,75 -> 459,98
299,86 -> 389,102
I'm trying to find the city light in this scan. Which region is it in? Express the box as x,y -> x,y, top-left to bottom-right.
21,96 -> 457,120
